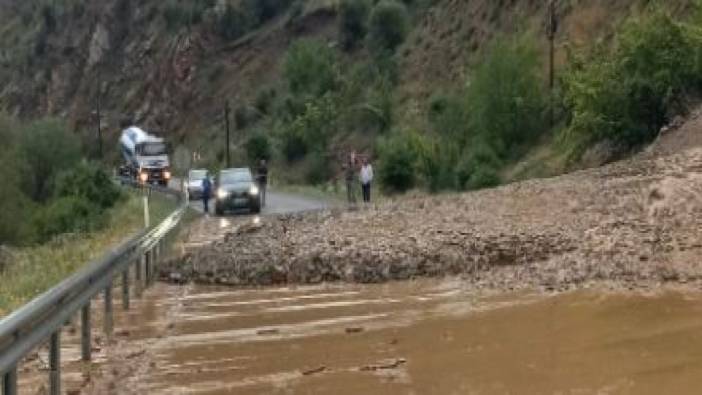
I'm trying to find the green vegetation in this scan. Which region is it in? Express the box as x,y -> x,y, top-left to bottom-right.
0,193 -> 177,318
0,115 -> 125,246
339,0 -> 370,50
560,8 -> 702,158
368,0 -> 410,54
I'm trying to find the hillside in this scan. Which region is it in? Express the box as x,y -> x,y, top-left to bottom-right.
0,0 -> 698,175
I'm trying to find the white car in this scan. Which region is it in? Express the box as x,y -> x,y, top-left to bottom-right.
186,169 -> 212,200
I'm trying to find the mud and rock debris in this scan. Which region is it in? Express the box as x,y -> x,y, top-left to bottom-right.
161,148 -> 702,292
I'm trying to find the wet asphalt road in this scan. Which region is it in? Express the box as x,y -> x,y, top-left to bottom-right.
170,178 -> 328,216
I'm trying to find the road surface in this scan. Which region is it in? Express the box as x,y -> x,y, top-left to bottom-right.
170,178 -> 328,215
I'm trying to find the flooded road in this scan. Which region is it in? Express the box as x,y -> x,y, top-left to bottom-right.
44,280 -> 702,394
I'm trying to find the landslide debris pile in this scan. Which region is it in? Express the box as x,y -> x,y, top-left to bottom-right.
163,148 -> 702,290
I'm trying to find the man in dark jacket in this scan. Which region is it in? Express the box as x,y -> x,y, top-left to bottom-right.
257,159 -> 269,207
202,173 -> 212,214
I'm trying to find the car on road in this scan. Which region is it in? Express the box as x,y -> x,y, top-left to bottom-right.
215,168 -> 261,215
186,169 -> 212,200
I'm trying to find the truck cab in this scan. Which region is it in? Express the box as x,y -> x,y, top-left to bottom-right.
119,127 -> 172,186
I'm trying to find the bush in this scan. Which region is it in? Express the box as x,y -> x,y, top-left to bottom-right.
465,166 -> 501,191
561,9 -> 702,155
378,133 -> 418,193
0,115 -> 24,244
465,34 -> 546,157
368,0 -> 409,54
456,142 -> 502,190
245,133 -> 273,162
19,119 -> 82,203
339,0 -> 371,50
283,94 -> 338,158
305,150 -> 333,185
32,197 -> 101,243
281,127 -> 308,162
242,0 -> 292,23
284,39 -> 339,97
54,163 -> 123,210
216,3 -> 249,40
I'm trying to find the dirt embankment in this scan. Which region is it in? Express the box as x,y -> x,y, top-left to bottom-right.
162,134 -> 702,292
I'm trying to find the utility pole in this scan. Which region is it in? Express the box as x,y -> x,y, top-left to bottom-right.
547,0 -> 558,128
96,67 -> 103,160
224,100 -> 231,168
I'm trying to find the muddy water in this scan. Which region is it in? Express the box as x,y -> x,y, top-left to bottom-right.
38,280 -> 694,395
18,280 -> 702,394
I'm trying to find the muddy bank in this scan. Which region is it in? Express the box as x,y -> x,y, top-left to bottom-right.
161,148 -> 702,292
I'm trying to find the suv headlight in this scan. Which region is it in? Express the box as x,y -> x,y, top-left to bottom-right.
164,170 -> 172,179
139,172 -> 149,183
217,188 -> 229,200
249,185 -> 259,195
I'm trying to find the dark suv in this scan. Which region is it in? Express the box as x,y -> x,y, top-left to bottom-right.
215,168 -> 261,215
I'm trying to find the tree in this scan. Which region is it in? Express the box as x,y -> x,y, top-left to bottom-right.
339,0 -> 370,50
368,0 -> 409,54
19,119 -> 81,202
284,39 -> 339,97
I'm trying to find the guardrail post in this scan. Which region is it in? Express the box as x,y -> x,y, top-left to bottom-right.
104,281 -> 113,336
146,250 -> 153,286
122,268 -> 130,310
135,255 -> 143,297
81,302 -> 91,361
49,331 -> 60,395
3,367 -> 17,395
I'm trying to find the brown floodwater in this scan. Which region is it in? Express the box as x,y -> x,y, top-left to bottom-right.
18,280 -> 702,394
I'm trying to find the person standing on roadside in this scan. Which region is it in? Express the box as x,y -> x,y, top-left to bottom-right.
257,159 -> 269,207
344,154 -> 357,206
202,172 -> 212,214
360,157 -> 374,203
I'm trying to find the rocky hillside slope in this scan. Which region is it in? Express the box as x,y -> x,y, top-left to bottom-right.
0,0 -> 694,156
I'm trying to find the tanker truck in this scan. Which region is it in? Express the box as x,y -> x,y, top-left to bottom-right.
118,126 -> 172,186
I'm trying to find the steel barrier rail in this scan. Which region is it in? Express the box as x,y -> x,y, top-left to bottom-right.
0,182 -> 188,395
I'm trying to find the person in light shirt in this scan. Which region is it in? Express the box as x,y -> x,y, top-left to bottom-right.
360,157 -> 374,204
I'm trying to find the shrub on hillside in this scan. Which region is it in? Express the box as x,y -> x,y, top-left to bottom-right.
417,138 -> 460,192
242,0 -> 292,23
245,133 -> 273,162
284,39 -> 339,97
465,166 -> 501,191
31,197 -> 101,243
339,0 -> 371,51
215,3 -> 249,41
465,34 -> 546,158
0,116 -> 30,245
281,94 -> 338,162
378,133 -> 418,193
54,164 -> 123,210
305,150 -> 333,185
368,0 -> 409,54
456,142 -> 502,191
562,10 -> 702,156
19,119 -> 82,203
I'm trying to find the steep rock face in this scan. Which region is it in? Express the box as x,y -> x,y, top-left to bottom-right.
0,0 -> 695,144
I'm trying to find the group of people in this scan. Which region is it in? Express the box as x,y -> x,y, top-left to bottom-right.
344,153 -> 374,205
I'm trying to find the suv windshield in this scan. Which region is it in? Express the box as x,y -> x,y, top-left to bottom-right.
138,142 -> 167,156
189,170 -> 207,180
220,170 -> 252,184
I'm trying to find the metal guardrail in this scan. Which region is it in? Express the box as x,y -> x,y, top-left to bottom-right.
0,181 -> 188,395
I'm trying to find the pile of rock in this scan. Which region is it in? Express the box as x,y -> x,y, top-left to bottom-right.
162,147 -> 702,292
